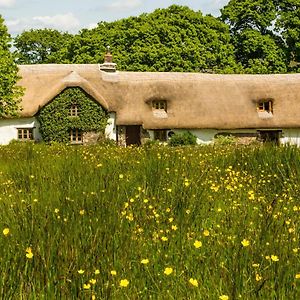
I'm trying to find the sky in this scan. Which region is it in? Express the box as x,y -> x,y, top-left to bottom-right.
0,0 -> 230,36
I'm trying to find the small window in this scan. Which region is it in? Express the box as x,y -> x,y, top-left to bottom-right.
257,100 -> 273,113
70,104 -> 79,116
152,100 -> 167,111
70,129 -> 83,144
154,130 -> 167,141
17,128 -> 34,141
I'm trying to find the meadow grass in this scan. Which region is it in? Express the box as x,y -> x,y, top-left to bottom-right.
0,142 -> 300,299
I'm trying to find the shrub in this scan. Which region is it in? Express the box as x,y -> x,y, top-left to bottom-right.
168,131 -> 197,146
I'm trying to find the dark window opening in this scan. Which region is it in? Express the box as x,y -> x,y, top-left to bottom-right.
257,100 -> 273,113
70,104 -> 79,116
152,100 -> 167,111
154,130 -> 167,141
258,130 -> 281,145
70,128 -> 83,143
17,128 -> 34,141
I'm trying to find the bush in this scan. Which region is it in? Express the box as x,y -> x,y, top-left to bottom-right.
168,131 -> 197,146
214,135 -> 237,146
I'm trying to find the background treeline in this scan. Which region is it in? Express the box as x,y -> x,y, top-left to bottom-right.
10,2 -> 300,73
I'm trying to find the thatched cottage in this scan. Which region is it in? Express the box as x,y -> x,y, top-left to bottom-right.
1,57 -> 300,146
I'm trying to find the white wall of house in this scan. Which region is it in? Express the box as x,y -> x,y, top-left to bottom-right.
0,118 -> 41,145
281,129 -> 300,146
105,112 -> 117,140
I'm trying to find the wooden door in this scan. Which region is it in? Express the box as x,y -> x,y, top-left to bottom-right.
125,125 -> 141,146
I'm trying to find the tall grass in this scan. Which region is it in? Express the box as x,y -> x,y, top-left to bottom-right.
0,143 -> 300,299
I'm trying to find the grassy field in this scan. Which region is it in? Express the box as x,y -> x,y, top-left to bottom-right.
0,143 -> 300,299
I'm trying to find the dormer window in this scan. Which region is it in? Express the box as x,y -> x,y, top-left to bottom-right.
70,104 -> 79,116
257,100 -> 273,113
152,100 -> 167,112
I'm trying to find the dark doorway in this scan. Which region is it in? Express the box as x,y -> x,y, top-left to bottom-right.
125,125 -> 141,146
258,130 -> 282,145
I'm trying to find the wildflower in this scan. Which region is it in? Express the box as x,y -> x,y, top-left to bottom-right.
295,274 -> 300,279
219,295 -> 229,300
271,255 -> 279,262
161,236 -> 168,242
78,269 -> 85,274
252,263 -> 260,268
92,294 -> 96,300
171,225 -> 178,231
203,230 -> 210,237
141,259 -> 149,265
110,270 -> 117,276
189,278 -> 198,287
164,267 -> 173,275
94,269 -> 100,275
79,209 -> 85,215
194,240 -> 202,249
83,283 -> 91,289
255,274 -> 262,281
89,279 -> 96,285
54,208 -> 59,213
3,228 -> 9,236
25,247 -> 33,259
120,279 -> 129,287
119,174 -> 124,179
241,239 -> 250,247
167,188 -> 172,193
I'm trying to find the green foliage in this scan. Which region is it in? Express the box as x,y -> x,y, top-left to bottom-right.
168,131 -> 197,146
14,29 -> 72,64
221,0 -> 300,72
37,87 -> 109,143
0,15 -> 23,118
214,134 -> 237,145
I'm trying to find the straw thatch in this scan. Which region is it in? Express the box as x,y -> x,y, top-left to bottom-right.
17,64 -> 300,130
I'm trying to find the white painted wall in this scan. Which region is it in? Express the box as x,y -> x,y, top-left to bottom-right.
281,129 -> 300,146
105,112 -> 117,140
0,118 -> 41,145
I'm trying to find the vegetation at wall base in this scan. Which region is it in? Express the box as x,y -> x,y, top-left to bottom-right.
37,87 -> 109,143
0,143 -> 300,299
168,131 -> 197,146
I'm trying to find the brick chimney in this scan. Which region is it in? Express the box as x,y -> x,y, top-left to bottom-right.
99,46 -> 117,72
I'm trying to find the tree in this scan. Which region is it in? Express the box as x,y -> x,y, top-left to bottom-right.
221,0 -> 288,73
276,0 -> 300,69
65,5 -> 239,73
14,29 -> 72,64
221,0 -> 300,72
0,15 -> 23,118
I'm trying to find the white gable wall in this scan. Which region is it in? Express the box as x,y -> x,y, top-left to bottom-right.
0,118 -> 41,145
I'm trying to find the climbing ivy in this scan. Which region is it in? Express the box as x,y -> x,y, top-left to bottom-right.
37,88 -> 109,143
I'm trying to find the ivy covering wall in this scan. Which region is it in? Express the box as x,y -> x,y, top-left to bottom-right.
37,87 -> 109,143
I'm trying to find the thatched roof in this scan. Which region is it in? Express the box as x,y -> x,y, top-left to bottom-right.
18,64 -> 300,129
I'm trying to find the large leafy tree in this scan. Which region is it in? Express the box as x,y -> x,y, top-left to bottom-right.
14,6 -> 239,73
0,15 -> 23,118
276,0 -> 300,69
66,5 -> 239,73
14,29 -> 72,64
221,0 -> 300,73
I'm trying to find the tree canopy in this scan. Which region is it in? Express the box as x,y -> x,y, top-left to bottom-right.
0,15 -> 23,118
11,3 -> 300,73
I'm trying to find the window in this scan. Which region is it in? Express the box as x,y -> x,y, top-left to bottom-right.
154,130 -> 167,141
152,100 -> 167,111
17,128 -> 34,141
70,104 -> 79,116
257,100 -> 273,113
70,129 -> 83,144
